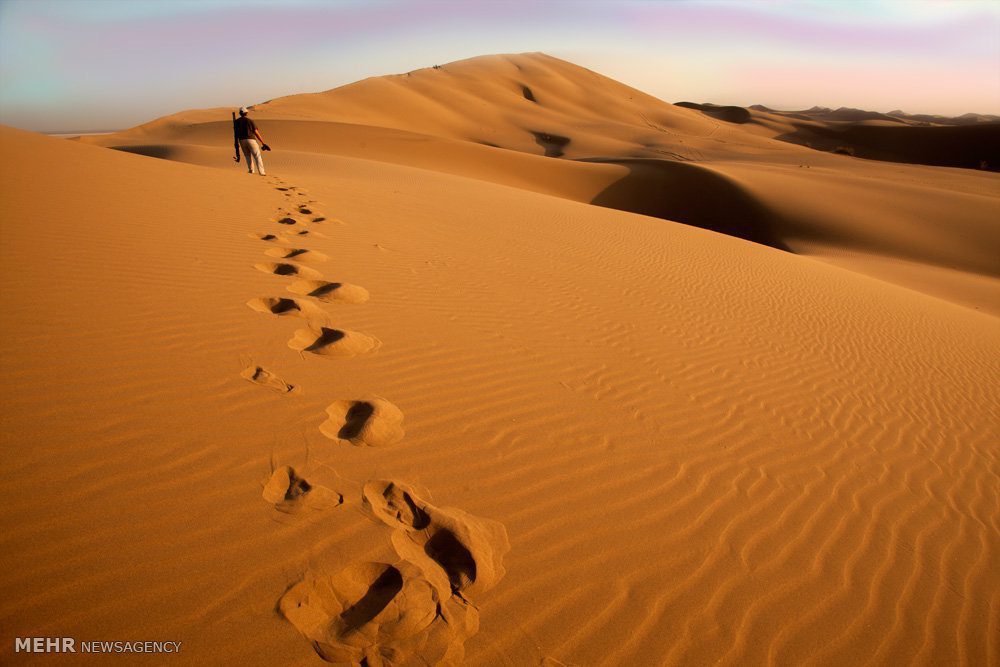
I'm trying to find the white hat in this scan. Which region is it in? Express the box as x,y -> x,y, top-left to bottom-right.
239,107 -> 248,115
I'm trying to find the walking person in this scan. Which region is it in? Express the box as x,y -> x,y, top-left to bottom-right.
233,106 -> 269,175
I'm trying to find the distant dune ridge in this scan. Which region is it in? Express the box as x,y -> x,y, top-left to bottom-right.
82,52 -> 1000,313
749,103 -> 1000,127
736,103 -> 1000,171
2,52 -> 998,665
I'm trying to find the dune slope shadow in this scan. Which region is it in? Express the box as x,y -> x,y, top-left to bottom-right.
675,101 -> 752,124
775,122 -> 1000,171
587,158 -> 791,251
531,131 -> 571,157
109,144 -> 182,161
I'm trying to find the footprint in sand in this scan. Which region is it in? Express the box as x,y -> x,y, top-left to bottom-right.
246,296 -> 325,320
362,481 -> 430,531
254,262 -> 322,279
278,560 -> 476,666
277,481 -> 507,664
263,465 -> 343,513
287,279 -> 369,304
240,365 -> 296,393
362,480 -> 510,598
309,216 -> 345,226
264,247 -> 328,264
263,465 -> 311,503
320,397 -> 404,446
287,326 -> 380,357
249,232 -> 282,242
275,216 -> 301,226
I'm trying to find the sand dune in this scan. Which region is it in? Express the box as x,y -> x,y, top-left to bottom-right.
2,51 -> 999,666
690,100 -> 1000,170
85,53 -> 1000,314
741,106 -> 1000,170
752,103 -> 1000,127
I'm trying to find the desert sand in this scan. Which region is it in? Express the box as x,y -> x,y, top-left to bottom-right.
1,53 -> 997,665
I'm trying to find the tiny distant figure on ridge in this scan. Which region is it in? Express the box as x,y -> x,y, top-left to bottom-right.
232,106 -> 270,175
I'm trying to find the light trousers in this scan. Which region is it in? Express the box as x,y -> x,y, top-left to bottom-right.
239,139 -> 266,175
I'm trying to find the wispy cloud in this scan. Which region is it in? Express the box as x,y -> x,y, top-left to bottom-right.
1,0 -> 997,131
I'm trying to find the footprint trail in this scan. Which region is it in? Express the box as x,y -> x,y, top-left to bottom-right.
237,179 -> 509,665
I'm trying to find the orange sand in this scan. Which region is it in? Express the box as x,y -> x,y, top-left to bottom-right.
2,53 -> 998,665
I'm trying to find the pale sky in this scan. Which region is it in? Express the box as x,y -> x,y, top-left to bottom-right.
1,0 -> 998,132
